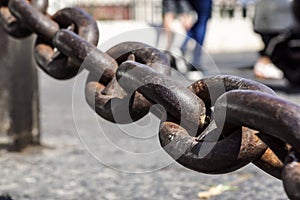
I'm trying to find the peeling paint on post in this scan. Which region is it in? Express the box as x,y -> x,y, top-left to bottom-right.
0,27 -> 40,151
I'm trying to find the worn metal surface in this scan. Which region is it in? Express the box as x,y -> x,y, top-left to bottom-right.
159,75 -> 284,177
159,122 -> 267,174
9,0 -> 58,40
54,30 -> 117,83
106,41 -> 171,76
1,0 -> 300,198
0,0 -> 48,38
85,42 -> 171,123
117,61 -> 206,133
35,8 -> 99,79
282,150 -> 300,199
214,90 -> 300,152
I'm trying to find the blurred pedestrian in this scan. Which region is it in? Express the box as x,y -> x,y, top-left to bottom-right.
254,35 -> 284,79
253,0 -> 294,79
293,0 -> 300,22
219,0 -> 237,18
162,0 -> 194,51
181,0 -> 213,70
239,0 -> 252,18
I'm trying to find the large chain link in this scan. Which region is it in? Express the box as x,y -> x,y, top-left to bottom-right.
0,0 -> 48,38
1,0 -> 300,199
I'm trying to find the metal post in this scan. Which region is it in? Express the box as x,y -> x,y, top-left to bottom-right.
0,27 -> 40,151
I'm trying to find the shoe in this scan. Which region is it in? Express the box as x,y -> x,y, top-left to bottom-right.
164,51 -> 176,69
164,50 -> 189,73
185,71 -> 204,81
254,62 -> 284,79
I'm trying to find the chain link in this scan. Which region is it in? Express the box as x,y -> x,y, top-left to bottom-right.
1,0 -> 300,199
0,0 -> 48,38
35,7 -> 99,79
86,42 -> 172,123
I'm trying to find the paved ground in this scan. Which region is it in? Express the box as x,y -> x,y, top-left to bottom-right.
0,51 -> 296,200
0,19 -> 298,200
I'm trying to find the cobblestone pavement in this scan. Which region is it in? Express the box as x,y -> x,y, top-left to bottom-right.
0,53 -> 297,200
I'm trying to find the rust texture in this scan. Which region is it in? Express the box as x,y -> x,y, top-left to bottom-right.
1,0 -> 300,197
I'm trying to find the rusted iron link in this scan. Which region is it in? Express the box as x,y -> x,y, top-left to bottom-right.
187,76 -> 291,179
31,0 -> 47,14
52,30 -> 171,123
8,0 -> 57,40
252,147 -> 285,179
187,75 -> 276,128
159,75 -> 284,175
85,42 -> 171,123
251,132 -> 287,179
160,122 -> 269,173
1,1 -> 300,198
7,0 -> 115,81
116,61 -> 206,133
189,76 -> 288,178
282,149 -> 300,200
214,89 -> 300,191
52,7 -> 99,48
214,90 -> 300,153
53,30 -> 117,82
159,122 -> 273,175
187,75 -> 276,107
106,42 -> 171,76
35,8 -> 99,79
0,0 -> 48,38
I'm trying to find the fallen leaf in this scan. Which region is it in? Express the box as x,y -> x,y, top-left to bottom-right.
197,184 -> 237,199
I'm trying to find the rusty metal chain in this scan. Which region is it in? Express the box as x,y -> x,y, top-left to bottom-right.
1,0 -> 300,199
0,0 -> 48,38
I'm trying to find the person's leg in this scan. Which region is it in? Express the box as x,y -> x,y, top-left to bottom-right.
293,0 -> 300,22
178,0 -> 194,54
189,0 -> 212,45
177,0 -> 194,31
163,13 -> 175,50
257,34 -> 275,64
254,33 -> 284,79
180,30 -> 193,54
242,3 -> 247,18
188,0 -> 212,68
162,0 -> 177,50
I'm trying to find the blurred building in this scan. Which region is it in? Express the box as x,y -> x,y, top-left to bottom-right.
48,0 -> 255,24
48,0 -> 162,24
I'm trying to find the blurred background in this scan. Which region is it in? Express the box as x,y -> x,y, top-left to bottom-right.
46,0 -> 265,80
48,0 -> 262,54
0,1 -> 297,200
